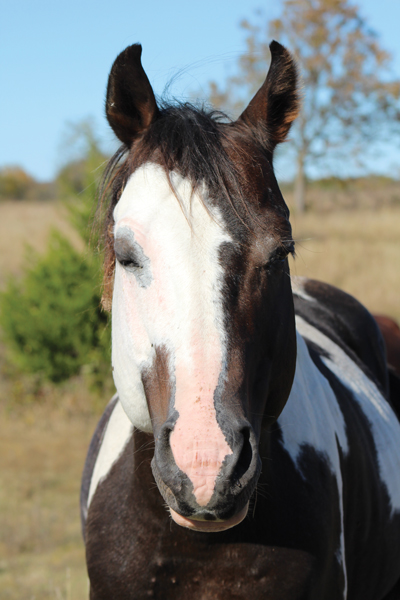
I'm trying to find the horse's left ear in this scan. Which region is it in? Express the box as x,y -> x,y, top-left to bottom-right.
238,41 -> 300,153
106,44 -> 159,147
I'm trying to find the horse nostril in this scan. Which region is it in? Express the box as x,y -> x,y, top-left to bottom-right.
233,427 -> 254,483
160,424 -> 172,444
156,419 -> 175,449
154,422 -> 175,471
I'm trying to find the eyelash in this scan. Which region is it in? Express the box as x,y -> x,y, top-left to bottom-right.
269,243 -> 295,264
117,257 -> 141,269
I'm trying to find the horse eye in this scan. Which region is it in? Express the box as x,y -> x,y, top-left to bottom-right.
287,242 -> 295,257
117,256 -> 141,270
262,243 -> 295,272
275,250 -> 288,263
270,243 -> 294,264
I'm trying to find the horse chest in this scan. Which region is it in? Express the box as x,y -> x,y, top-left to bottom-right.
84,322 -> 400,600
86,447 -> 316,600
85,426 -> 342,600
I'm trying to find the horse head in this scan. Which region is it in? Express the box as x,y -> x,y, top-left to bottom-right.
102,42 -> 300,532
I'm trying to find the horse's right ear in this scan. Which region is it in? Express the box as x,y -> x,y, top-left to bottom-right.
106,44 -> 159,147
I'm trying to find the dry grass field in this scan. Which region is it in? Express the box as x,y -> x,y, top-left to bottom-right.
0,198 -> 398,317
0,196 -> 399,599
288,206 -> 400,321
0,200 -> 82,288
0,399 -> 98,600
0,201 -> 100,599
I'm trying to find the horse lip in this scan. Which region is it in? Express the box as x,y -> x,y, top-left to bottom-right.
151,455 -> 256,525
169,504 -> 249,532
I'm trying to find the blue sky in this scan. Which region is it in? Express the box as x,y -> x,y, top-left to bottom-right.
2,0 -> 400,182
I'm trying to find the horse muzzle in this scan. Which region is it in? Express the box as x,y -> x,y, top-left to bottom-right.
151,417 -> 261,531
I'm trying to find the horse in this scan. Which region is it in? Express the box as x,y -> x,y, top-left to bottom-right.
373,315 -> 400,376
80,42 -> 400,599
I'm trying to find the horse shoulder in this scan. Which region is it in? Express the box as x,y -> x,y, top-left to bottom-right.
292,277 -> 388,396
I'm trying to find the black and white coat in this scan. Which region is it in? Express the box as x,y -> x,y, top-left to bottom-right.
81,277 -> 400,600
81,40 -> 400,600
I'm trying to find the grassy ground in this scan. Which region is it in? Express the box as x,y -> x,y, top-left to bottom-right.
0,197 -> 399,599
0,396 -> 100,600
288,206 -> 400,321
0,201 -> 101,599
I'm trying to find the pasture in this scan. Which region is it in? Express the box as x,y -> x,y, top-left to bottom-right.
288,203 -> 400,322
0,196 -> 399,598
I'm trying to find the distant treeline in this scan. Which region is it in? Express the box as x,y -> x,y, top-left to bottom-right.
0,157 -> 104,202
2,163 -> 400,211
280,176 -> 400,211
0,166 -> 56,201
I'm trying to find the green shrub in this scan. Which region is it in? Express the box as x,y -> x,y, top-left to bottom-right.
56,119 -> 108,246
0,231 -> 110,383
0,120 -> 113,393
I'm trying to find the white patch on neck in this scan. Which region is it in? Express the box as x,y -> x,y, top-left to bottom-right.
291,276 -> 315,303
280,316 -> 400,598
295,315 -> 400,514
87,400 -> 133,507
279,324 -> 349,596
279,327 -> 349,467
111,164 -> 232,436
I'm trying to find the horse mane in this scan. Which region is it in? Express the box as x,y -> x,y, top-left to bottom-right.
97,102 -> 262,310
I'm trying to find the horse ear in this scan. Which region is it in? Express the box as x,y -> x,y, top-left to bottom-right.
106,44 -> 159,146
238,41 -> 300,153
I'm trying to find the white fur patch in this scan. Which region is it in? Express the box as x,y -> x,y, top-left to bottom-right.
112,164 -> 232,435
279,329 -> 349,467
291,276 -> 316,303
296,315 -> 400,514
279,324 -> 349,596
88,400 -> 133,507
280,316 -> 400,598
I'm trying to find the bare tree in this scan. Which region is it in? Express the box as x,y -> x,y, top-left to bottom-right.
206,0 -> 400,212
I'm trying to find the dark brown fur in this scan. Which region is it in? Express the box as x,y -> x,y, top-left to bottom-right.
86,430 -> 315,600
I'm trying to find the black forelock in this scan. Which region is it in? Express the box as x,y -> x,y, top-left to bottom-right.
137,102 -> 253,221
144,103 -> 232,184
99,100 -> 258,237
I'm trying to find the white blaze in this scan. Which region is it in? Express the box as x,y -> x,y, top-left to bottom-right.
112,164 -> 233,503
